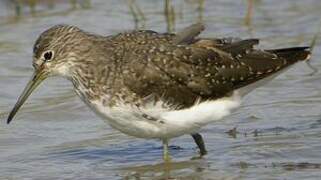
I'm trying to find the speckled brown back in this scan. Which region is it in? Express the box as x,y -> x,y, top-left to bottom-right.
113,32 -> 310,108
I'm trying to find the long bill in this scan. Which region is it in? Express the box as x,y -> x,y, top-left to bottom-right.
7,69 -> 48,124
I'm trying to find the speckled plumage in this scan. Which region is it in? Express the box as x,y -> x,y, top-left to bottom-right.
32,24 -> 310,109
8,24 -> 311,159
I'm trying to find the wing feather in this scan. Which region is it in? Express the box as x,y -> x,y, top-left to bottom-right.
116,26 -> 309,108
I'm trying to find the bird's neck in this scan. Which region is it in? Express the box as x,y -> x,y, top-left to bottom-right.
65,38 -> 131,106
68,57 -> 125,108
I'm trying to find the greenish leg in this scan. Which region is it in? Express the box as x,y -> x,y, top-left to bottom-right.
162,139 -> 171,162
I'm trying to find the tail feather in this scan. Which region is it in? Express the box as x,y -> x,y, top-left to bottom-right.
221,46 -> 311,97
267,46 -> 311,62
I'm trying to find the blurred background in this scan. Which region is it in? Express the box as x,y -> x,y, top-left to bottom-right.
0,0 -> 321,179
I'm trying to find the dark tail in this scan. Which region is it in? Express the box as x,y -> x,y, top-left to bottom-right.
267,47 -> 311,62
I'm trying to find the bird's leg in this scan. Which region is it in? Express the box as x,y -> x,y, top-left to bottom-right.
162,139 -> 171,162
191,133 -> 207,156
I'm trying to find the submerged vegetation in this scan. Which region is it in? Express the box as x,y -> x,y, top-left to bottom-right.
1,0 -> 247,32
3,0 -> 318,74
1,0 -> 91,22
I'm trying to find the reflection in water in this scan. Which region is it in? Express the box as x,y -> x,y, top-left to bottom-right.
70,0 -> 91,9
185,0 -> 205,23
46,137 -> 210,179
164,0 -> 205,33
2,0 -> 206,34
122,159 -> 208,179
2,0 -> 91,19
280,162 -> 321,171
197,0 -> 205,23
125,0 -> 205,32
231,161 -> 321,171
244,0 -> 253,26
113,160 -> 321,179
164,0 -> 176,33
126,0 -> 146,30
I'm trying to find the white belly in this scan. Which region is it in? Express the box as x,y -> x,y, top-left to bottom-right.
88,92 -> 241,139
73,62 -> 294,139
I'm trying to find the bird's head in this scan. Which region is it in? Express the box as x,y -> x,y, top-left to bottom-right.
7,25 -> 88,124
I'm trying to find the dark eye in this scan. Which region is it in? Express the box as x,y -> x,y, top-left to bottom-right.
43,51 -> 54,61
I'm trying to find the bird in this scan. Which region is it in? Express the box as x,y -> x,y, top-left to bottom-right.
7,23 -> 311,161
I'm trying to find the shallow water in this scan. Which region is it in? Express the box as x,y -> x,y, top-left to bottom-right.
0,0 -> 321,179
